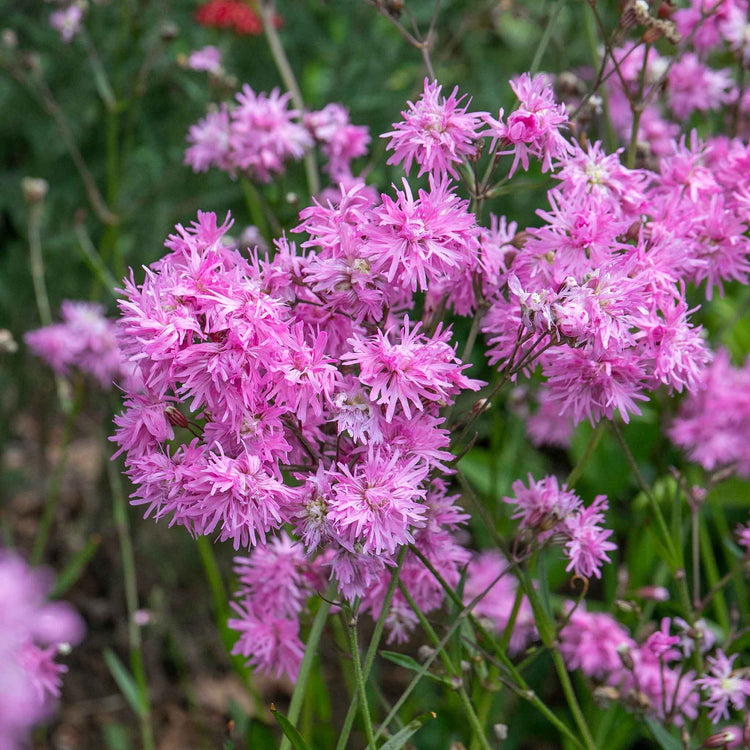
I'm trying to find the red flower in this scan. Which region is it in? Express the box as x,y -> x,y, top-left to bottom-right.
195,0 -> 282,36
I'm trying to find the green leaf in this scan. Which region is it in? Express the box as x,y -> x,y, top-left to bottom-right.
50,534 -> 101,598
379,651 -> 452,686
102,722 -> 131,750
103,648 -> 142,716
271,706 -> 311,750
379,711 -> 436,750
645,718 -> 683,750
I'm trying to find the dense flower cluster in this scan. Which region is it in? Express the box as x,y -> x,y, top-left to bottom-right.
504,475 -> 615,579
25,301 -> 125,387
560,610 -> 750,729
669,349 -> 750,477
111,204 -> 481,672
0,550 -> 84,746
185,86 -> 368,184
115,29 -> 748,689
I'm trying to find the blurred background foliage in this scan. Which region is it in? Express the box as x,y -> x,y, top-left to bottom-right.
0,0 -> 748,747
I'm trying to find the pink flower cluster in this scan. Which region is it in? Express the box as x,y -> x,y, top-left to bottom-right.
111,203 -> 482,674
504,475 -> 615,579
0,550 -> 85,746
561,610 -> 750,728
117,58 -> 749,683
49,4 -> 84,44
185,86 -> 369,184
669,349 -> 750,477
480,127 -> 749,427
25,301 -> 125,387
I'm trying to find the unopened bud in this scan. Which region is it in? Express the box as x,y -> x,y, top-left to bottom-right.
164,405 -> 189,429
383,0 -> 404,18
450,675 -> 463,690
493,724 -> 508,741
642,26 -> 663,44
57,642 -> 72,656
21,177 -> 48,205
625,688 -> 652,711
702,726 -> 743,748
593,686 -> 620,706
159,21 -> 178,41
133,609 -> 151,626
510,231 -> 528,250
636,586 -> 669,602
418,645 -> 435,662
1,28 -> 17,49
0,329 -> 17,354
617,644 -> 635,671
286,192 -> 298,205
615,599 -> 635,613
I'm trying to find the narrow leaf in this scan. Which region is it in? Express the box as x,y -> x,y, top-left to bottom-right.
645,718 -> 683,750
103,648 -> 142,716
51,534 -> 101,598
271,705 -> 311,750
379,651 -> 452,685
379,711 -> 436,750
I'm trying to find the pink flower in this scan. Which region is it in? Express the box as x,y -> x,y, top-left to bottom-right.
0,551 -> 84,745
504,474 -> 580,535
186,45 -> 223,75
25,301 -> 124,387
559,607 -> 634,680
229,601 -> 304,680
49,4 -> 84,43
736,521 -> 750,554
696,650 -> 750,723
229,86 -> 312,182
342,316 -> 482,423
483,73 -> 573,177
365,175 -> 480,293
543,347 -> 648,426
462,552 -> 536,654
305,104 -> 370,179
327,448 -> 429,556
667,53 -> 736,120
181,447 -> 289,548
562,495 -> 616,579
184,105 -> 233,174
382,78 -> 485,179
668,349 -> 750,477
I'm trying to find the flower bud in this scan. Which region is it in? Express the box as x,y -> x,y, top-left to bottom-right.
164,405 -> 189,429
22,177 -> 49,205
702,726 -> 743,748
635,586 -> 669,602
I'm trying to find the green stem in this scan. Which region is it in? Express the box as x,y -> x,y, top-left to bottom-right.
260,1 -> 320,197
279,583 -> 335,750
336,549 -> 406,750
407,547 -> 585,749
74,217 -> 119,293
519,570 -> 595,750
240,178 -> 274,244
31,384 -> 82,565
398,582 -> 491,750
28,201 -> 51,326
529,0 -> 565,76
611,421 -> 677,564
626,42 -> 650,168
566,421 -> 606,487
349,607 -> 376,749
108,459 -> 155,750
